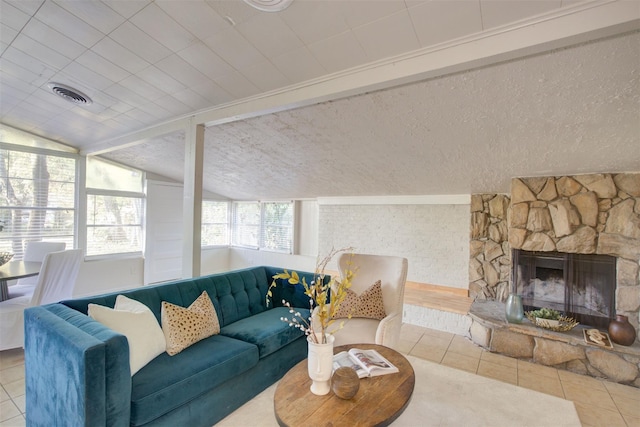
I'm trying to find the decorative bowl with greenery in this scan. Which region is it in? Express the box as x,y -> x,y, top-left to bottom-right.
529,307 -> 561,321
525,307 -> 579,331
266,247 -> 356,344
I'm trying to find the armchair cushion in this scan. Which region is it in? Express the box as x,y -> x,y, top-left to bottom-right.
334,280 -> 386,320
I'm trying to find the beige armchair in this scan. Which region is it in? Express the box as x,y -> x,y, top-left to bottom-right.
329,253 -> 408,350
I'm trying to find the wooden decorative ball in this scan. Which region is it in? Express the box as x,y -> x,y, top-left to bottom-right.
331,367 -> 360,399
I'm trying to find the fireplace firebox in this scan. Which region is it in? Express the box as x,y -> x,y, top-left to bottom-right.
512,249 -> 616,329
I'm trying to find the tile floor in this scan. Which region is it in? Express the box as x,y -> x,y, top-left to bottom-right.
2,324 -> 639,426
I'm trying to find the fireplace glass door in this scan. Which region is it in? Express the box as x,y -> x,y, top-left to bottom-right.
512,250 -> 616,329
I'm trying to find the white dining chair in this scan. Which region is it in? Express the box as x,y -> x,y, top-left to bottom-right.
15,241 -> 66,287
0,249 -> 83,350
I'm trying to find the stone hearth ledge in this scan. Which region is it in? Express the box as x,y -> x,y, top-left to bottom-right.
469,300 -> 640,388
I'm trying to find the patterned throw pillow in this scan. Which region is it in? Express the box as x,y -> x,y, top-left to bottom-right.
161,291 -> 220,356
334,280 -> 386,320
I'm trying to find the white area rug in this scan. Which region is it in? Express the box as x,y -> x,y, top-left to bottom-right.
217,355 -> 581,426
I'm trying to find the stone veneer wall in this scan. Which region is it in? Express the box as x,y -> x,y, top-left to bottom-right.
507,173 -> 640,341
469,173 -> 640,387
469,194 -> 511,301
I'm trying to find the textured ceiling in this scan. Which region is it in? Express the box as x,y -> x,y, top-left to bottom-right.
105,30 -> 640,199
1,0 -> 639,200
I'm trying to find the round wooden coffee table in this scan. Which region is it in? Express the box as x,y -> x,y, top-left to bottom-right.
274,343 -> 415,427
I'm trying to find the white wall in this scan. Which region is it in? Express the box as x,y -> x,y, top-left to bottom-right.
72,194 -> 471,296
201,247 -> 230,275
74,256 -> 144,297
228,248 -> 316,272
317,197 -> 470,290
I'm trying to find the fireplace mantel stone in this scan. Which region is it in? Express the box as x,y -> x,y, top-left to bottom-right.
469,172 -> 640,344
469,300 -> 640,387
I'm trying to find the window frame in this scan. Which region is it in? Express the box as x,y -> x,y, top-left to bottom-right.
0,142 -> 78,260
231,200 -> 295,253
201,199 -> 230,248
84,157 -> 145,259
260,201 -> 294,254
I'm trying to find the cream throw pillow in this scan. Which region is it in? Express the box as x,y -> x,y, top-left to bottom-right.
334,280 -> 386,320
161,291 -> 220,356
88,295 -> 166,375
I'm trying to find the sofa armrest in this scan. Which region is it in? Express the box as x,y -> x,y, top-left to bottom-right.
25,305 -> 131,427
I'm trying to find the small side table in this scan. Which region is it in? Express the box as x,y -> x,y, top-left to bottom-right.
274,343 -> 415,427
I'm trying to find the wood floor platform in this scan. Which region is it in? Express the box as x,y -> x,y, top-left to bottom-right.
403,281 -> 473,315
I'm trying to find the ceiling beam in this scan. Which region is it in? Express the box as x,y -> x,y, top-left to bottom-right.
81,0 -> 639,156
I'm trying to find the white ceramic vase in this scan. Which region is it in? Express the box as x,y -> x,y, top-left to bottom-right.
307,333 -> 335,395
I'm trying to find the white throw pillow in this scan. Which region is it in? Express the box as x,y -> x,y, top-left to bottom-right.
88,295 -> 166,375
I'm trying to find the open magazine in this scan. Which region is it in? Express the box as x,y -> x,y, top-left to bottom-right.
333,348 -> 399,378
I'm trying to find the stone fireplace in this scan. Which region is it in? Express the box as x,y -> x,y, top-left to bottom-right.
512,249 -> 616,329
468,172 -> 640,387
470,172 -> 640,338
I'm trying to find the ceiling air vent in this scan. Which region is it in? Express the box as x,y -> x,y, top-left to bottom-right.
48,82 -> 92,105
242,0 -> 294,12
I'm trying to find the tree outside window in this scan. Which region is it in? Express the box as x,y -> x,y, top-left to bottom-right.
0,147 -> 75,259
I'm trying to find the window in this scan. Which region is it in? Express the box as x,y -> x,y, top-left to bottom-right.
261,202 -> 293,253
0,146 -> 76,259
232,202 -> 260,248
201,200 -> 229,246
231,201 -> 294,253
86,157 -> 144,256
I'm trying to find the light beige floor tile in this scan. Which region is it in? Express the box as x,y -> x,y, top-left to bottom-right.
574,402 -> 627,427
409,343 -> 446,363
611,394 -> 640,418
400,323 -> 428,339
0,367 -> 24,386
12,395 -> 24,414
477,360 -> 517,385
622,413 -> 640,427
396,339 -> 416,354
517,359 -> 560,379
416,333 -> 452,350
479,350 -> 518,369
0,351 -> 24,372
558,369 -> 608,392
518,370 -> 565,398
440,351 -> 479,374
1,380 -> 24,400
562,381 -> 618,412
603,380 -> 640,401
0,387 -> 8,403
419,327 -> 455,342
0,401 -> 20,423
447,334 -> 483,358
0,414 -> 26,427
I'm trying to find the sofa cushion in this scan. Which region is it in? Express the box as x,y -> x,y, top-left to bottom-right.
161,291 -> 220,355
61,266 -> 274,327
88,295 -> 166,375
130,334 -> 258,426
220,307 -> 309,358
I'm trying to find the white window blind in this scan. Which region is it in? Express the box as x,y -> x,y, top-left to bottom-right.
0,148 -> 76,259
86,157 -> 144,256
231,201 -> 294,252
232,202 -> 260,248
201,200 -> 229,246
260,202 -> 293,253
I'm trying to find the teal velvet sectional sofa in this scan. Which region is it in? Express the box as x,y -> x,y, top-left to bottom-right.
24,266 -> 318,427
